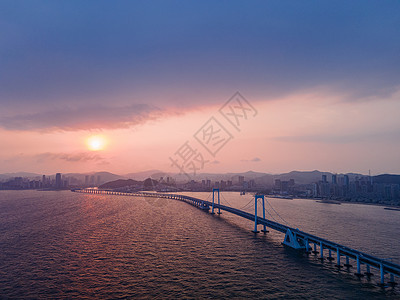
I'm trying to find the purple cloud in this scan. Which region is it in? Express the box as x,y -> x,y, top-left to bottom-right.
241,157 -> 261,163
36,152 -> 104,163
0,104 -> 163,131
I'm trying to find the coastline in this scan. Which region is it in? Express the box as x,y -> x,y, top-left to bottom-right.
293,196 -> 400,210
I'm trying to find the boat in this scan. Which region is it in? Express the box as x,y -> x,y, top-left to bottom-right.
384,207 -> 400,211
269,195 -> 293,200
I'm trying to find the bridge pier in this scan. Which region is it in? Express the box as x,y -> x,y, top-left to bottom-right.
74,188 -> 400,287
305,239 -> 311,254
364,264 -> 373,277
379,263 -> 385,286
282,229 -> 305,249
389,273 -> 397,287
336,248 -> 342,268
312,243 -> 318,254
354,255 -> 364,277
319,242 -> 324,261
327,249 -> 334,261
344,256 -> 352,268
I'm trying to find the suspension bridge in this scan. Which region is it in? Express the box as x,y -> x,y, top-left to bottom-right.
73,188 -> 400,287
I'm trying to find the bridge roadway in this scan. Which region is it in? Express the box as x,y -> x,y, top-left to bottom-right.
74,189 -> 400,285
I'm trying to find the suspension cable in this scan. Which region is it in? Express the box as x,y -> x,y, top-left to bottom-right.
261,199 -> 279,223
220,193 -> 234,208
238,197 -> 255,211
265,198 -> 292,227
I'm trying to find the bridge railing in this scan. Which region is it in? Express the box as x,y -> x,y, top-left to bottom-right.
73,188 -> 400,284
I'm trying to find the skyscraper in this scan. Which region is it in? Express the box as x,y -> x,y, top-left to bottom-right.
206,180 -> 211,188
55,173 -> 62,189
322,175 -> 327,183
344,175 -> 349,186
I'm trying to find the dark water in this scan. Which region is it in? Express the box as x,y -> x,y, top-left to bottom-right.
0,190 -> 399,299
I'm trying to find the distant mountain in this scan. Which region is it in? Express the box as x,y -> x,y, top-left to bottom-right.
90,171 -> 125,183
143,178 -> 159,187
122,169 -> 368,185
373,174 -> 400,185
0,169 -> 387,187
227,171 -> 269,181
252,173 -> 274,186
99,177 -> 159,189
64,171 -> 124,185
276,170 -> 332,185
124,170 -> 165,181
0,172 -> 42,180
99,179 -> 141,189
0,171 -> 123,184
167,170 -> 270,183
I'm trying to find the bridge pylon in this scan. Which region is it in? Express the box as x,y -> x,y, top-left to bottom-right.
253,194 -> 264,233
211,188 -> 220,215
261,195 -> 268,233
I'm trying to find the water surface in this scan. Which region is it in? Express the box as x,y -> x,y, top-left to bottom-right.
0,190 -> 398,299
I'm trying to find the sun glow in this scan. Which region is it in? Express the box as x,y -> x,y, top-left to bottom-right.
86,135 -> 107,151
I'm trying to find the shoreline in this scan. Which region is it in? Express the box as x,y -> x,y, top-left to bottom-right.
293,196 -> 400,209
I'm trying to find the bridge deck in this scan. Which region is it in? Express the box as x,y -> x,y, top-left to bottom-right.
74,189 -> 400,280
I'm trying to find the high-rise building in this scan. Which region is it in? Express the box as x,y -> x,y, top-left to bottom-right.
274,179 -> 281,189
281,181 -> 289,192
220,180 -> 226,189
238,176 -> 245,185
344,175 -> 349,186
322,175 -> 327,183
55,173 -> 62,189
332,174 -> 337,185
85,175 -> 89,186
312,183 -> 318,197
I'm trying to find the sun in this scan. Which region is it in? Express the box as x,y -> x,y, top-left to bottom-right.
86,135 -> 107,151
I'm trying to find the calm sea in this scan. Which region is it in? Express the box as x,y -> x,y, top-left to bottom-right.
0,190 -> 399,299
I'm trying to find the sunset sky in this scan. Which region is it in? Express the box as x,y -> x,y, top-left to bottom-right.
1,1 -> 399,176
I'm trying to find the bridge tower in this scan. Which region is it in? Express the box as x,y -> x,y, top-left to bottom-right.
211,188 -> 220,214
253,194 -> 265,233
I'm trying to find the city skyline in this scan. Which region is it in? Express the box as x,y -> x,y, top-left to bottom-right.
2,169 -> 399,207
1,1 -> 400,175
1,2 -> 400,297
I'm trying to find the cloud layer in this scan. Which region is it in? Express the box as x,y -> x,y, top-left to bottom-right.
0,104 -> 162,131
36,152 -> 105,163
0,0 -> 399,125
241,157 -> 262,163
